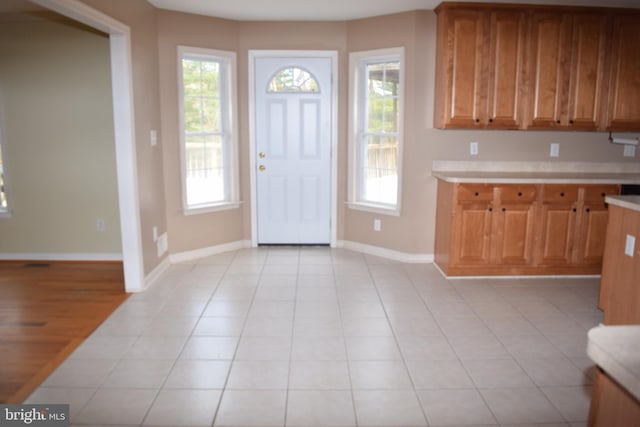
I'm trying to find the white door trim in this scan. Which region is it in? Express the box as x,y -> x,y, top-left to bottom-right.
248,50 -> 338,247
32,0 -> 145,292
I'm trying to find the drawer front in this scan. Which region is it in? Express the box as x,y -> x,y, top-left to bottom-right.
499,185 -> 537,202
583,184 -> 620,202
542,185 -> 579,202
456,184 -> 494,201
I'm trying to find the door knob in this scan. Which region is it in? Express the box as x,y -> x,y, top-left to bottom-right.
259,152 -> 266,158
259,165 -> 266,172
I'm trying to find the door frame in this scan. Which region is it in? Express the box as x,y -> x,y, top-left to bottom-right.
248,50 -> 338,247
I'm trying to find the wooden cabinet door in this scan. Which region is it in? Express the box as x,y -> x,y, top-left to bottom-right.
452,203 -> 493,265
566,13 -> 609,131
528,12 -> 571,129
605,13 -> 640,131
575,204 -> 610,266
536,202 -> 578,265
492,203 -> 536,265
486,10 -> 527,129
436,8 -> 485,128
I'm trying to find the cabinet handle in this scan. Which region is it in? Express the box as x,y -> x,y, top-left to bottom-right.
518,192 -> 522,197
560,192 -> 565,197
601,192 -> 606,197
502,207 -> 506,212
573,208 -> 577,212
586,208 -> 591,213
474,192 -> 479,196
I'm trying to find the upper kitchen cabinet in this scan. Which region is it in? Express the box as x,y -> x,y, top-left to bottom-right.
434,5 -> 526,129
604,13 -> 640,131
527,11 -> 609,130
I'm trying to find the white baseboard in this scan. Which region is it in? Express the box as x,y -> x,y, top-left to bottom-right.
337,240 -> 433,264
169,240 -> 252,264
0,252 -> 123,261
139,256 -> 171,293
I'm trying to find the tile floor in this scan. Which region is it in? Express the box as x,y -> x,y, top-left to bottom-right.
26,247 -> 601,427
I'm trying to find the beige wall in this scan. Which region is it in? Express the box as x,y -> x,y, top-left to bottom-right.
12,2 -> 635,264
81,0 -> 168,273
0,15 -> 121,255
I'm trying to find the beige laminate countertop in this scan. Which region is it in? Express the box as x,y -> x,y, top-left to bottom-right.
588,325 -> 640,401
606,195 -> 640,212
432,161 -> 640,184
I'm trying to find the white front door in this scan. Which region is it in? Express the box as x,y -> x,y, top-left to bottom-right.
255,56 -> 332,244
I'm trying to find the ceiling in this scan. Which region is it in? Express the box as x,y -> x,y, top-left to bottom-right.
1,0 -> 639,20
146,0 -> 640,21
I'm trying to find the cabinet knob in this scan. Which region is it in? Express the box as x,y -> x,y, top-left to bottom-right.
489,118 -> 494,123
601,192 -> 606,197
475,118 -> 480,123
556,120 -> 561,124
488,207 -> 493,212
569,119 -> 574,125
502,207 -> 506,212
474,192 -> 479,196
560,192 -> 565,197
586,208 -> 591,213
572,208 -> 577,212
518,192 -> 522,197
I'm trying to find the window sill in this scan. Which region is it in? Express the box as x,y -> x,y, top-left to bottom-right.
184,201 -> 241,216
347,202 -> 400,217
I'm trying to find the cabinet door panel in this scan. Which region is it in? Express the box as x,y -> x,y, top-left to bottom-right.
446,9 -> 485,127
494,203 -> 535,265
487,11 -> 526,128
567,14 -> 609,130
606,14 -> 640,130
577,205 -> 609,265
454,203 -> 493,265
528,13 -> 571,128
536,204 -> 577,265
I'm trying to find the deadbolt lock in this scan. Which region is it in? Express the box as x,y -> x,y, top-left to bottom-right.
259,165 -> 266,172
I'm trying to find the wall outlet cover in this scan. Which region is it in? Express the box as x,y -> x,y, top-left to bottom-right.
550,143 -> 560,157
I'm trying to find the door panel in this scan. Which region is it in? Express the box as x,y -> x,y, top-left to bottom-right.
256,57 -> 332,244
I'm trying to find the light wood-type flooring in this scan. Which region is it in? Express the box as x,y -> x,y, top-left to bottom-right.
0,261 -> 128,403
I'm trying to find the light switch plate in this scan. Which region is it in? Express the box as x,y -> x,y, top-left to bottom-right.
150,129 -> 158,146
550,143 -> 560,157
625,234 -> 635,257
470,142 -> 479,156
624,145 -> 636,157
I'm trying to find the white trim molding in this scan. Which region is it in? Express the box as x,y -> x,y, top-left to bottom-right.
170,240 -> 252,264
337,240 -> 433,264
0,253 -> 123,262
32,0 -> 144,292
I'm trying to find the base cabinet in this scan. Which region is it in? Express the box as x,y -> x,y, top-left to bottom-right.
434,181 -> 619,276
588,370 -> 640,427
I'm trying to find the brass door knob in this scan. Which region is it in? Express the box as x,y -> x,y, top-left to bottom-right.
259,152 -> 266,158
259,165 -> 266,172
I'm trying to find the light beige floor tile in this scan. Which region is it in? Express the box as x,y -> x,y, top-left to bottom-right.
448,334 -> 511,360
69,336 -> 137,359
286,390 -> 356,427
42,359 -> 117,388
345,336 -> 402,360
203,300 -> 252,317
75,388 -> 158,425
141,315 -> 199,337
25,387 -> 96,421
235,336 -> 291,360
215,390 -> 286,427
350,360 -> 413,389
480,387 -> 565,424
436,315 -> 493,337
242,316 -> 293,337
192,316 -> 245,336
518,357 -> 591,386
295,300 -> 341,318
254,286 -> 297,301
164,360 -> 231,389
103,359 -> 174,388
180,336 -> 239,360
541,385 -> 593,422
291,336 -> 347,360
125,336 -> 188,360
249,300 -> 295,318
464,358 -> 534,388
353,390 -> 427,427
406,359 -> 474,389
342,317 -> 394,337
293,316 -> 343,337
498,334 -> 566,359
226,360 -> 289,389
289,361 -> 351,390
418,389 -> 497,426
143,389 -> 221,426
482,315 -> 540,336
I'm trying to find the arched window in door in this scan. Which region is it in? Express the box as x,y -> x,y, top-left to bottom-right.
267,67 -> 319,93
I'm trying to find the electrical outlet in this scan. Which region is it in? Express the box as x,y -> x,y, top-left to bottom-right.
550,143 -> 560,157
470,142 -> 479,156
153,226 -> 158,242
96,218 -> 105,232
157,233 -> 168,257
625,234 -> 635,257
373,219 -> 381,232
150,129 -> 158,146
624,145 -> 636,157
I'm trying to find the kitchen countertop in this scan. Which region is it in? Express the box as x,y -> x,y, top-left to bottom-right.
432,161 -> 640,184
606,195 -> 640,212
588,325 -> 640,401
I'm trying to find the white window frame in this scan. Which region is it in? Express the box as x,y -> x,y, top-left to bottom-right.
348,47 -> 404,216
0,123 -> 9,218
177,46 -> 239,215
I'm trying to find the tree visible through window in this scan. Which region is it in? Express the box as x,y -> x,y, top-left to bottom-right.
268,67 -> 319,93
0,132 -> 7,213
179,47 -> 238,212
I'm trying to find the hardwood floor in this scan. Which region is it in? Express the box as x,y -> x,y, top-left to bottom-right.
0,261 -> 128,403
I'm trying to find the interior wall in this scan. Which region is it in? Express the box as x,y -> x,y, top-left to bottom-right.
80,0 -> 168,274
0,14 -> 121,255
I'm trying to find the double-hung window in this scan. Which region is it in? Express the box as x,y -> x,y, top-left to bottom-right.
178,46 -> 239,214
0,125 -> 8,217
348,47 -> 404,215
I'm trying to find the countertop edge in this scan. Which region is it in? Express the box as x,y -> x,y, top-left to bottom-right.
587,326 -> 640,401
432,171 -> 640,184
606,195 -> 640,212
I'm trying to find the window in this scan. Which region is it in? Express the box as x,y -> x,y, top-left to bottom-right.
0,125 -> 8,216
348,47 -> 404,214
178,46 -> 238,213
268,67 -> 319,93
